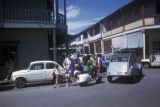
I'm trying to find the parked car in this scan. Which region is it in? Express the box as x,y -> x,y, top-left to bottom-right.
107,53 -> 143,83
141,52 -> 160,68
11,60 -> 66,88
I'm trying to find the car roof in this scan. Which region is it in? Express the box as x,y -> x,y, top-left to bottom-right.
30,60 -> 57,65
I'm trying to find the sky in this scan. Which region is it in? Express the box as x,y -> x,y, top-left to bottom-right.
63,0 -> 132,35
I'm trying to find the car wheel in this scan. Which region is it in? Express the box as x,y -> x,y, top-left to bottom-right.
107,76 -> 112,82
143,63 -> 150,68
15,78 -> 26,88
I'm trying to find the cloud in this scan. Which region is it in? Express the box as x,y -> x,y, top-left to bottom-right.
68,17 -> 102,35
67,5 -> 80,19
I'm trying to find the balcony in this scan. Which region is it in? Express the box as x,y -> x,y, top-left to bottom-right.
0,8 -> 65,25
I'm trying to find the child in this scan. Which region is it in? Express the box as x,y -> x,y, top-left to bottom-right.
52,64 -> 60,88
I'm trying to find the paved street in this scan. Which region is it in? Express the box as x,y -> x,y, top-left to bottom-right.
0,68 -> 160,107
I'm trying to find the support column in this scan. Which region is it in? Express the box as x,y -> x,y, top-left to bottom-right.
88,44 -> 91,54
142,30 -> 146,59
53,29 -> 57,61
94,42 -> 96,54
101,40 -> 104,53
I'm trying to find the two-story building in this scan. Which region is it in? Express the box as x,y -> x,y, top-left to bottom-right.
0,0 -> 67,75
72,0 -> 160,62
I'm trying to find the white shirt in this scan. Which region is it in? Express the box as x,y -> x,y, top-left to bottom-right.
53,68 -> 60,75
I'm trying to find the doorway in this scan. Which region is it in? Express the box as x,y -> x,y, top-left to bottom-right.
0,44 -> 17,80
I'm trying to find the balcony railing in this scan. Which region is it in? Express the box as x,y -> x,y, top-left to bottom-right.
0,8 -> 65,24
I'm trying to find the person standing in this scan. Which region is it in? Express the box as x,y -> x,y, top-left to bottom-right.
52,64 -> 61,88
96,54 -> 102,75
5,58 -> 14,80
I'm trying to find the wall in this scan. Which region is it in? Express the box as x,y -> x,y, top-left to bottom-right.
0,29 -> 49,69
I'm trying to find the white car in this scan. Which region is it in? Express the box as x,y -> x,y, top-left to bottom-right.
107,54 -> 143,83
11,60 -> 66,88
141,52 -> 160,68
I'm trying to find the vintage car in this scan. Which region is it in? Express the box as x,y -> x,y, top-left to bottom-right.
107,53 -> 143,83
141,52 -> 160,68
11,60 -> 66,88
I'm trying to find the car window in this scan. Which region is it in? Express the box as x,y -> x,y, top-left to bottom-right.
111,56 -> 128,62
30,63 -> 44,70
129,56 -> 134,67
46,63 -> 55,69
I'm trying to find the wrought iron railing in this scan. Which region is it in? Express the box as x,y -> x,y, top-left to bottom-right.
0,8 -> 65,24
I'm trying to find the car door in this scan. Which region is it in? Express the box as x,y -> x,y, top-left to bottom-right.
45,62 -> 55,81
26,63 -> 46,82
152,55 -> 160,66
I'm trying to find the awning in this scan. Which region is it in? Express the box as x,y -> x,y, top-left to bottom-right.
112,35 -> 127,49
112,31 -> 143,50
127,32 -> 143,48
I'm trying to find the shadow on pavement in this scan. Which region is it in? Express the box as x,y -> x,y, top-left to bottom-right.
79,81 -> 105,87
0,86 -> 15,91
143,66 -> 160,69
26,82 -> 53,88
111,74 -> 145,84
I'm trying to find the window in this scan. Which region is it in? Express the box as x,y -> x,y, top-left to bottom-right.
89,43 -> 94,54
156,3 -> 160,14
152,41 -> 160,51
104,39 -> 112,53
88,29 -> 94,37
83,32 -> 88,39
30,63 -> 44,70
111,56 -> 128,62
46,63 -> 55,69
94,24 -> 100,35
133,8 -> 140,20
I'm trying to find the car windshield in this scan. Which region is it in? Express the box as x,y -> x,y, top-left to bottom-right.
111,55 -> 128,62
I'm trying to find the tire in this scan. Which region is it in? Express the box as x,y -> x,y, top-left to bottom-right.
143,63 -> 150,68
107,76 -> 112,82
15,78 -> 26,88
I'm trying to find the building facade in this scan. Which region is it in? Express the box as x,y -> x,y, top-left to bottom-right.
71,0 -> 160,61
0,0 -> 67,74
